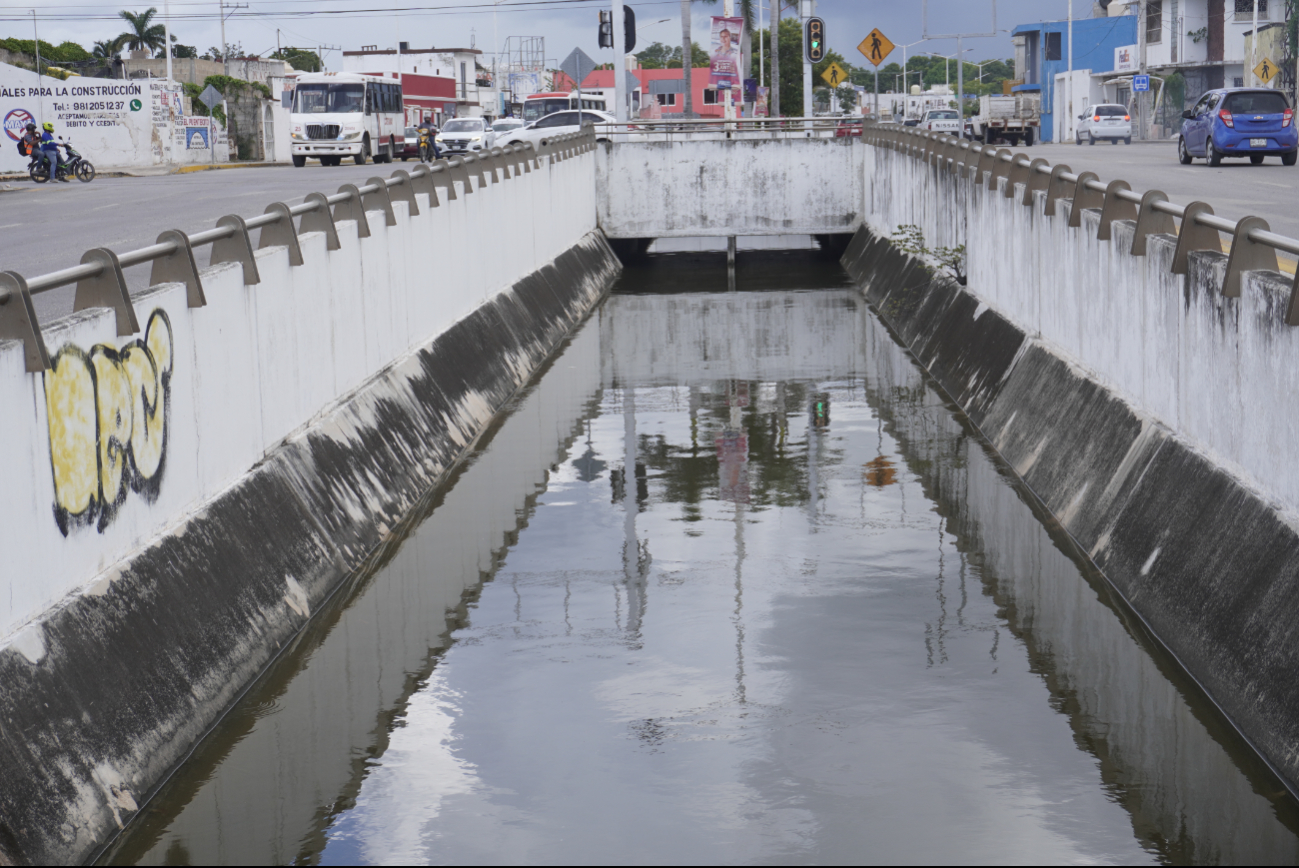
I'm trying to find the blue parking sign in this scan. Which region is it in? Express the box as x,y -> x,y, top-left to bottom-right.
1133,74 -> 1150,92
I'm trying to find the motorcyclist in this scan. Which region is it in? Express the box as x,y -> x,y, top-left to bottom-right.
40,122 -> 68,183
17,123 -> 43,167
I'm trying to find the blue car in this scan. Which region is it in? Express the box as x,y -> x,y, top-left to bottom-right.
1178,88 -> 1297,166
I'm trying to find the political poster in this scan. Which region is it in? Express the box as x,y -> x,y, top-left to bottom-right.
709,16 -> 744,90
755,86 -> 769,118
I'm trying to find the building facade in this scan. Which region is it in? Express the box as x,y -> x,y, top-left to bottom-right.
342,46 -> 498,123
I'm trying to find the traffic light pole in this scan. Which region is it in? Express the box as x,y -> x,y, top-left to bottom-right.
613,0 -> 626,122
801,0 -> 814,119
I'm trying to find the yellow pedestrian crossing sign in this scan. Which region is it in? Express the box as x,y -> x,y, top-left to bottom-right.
821,62 -> 850,88
1255,57 -> 1280,84
858,28 -> 894,67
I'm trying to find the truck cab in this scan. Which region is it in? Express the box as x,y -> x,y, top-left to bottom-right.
920,109 -> 961,135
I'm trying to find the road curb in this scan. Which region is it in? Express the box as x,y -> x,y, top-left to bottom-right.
174,162 -> 282,175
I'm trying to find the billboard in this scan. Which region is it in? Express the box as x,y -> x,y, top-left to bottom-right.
709,16 -> 744,89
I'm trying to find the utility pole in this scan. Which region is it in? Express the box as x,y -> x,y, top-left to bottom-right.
957,36 -> 963,127
724,0 -> 734,120
769,0 -> 780,117
1068,0 -> 1073,143
614,0 -> 627,121
801,0 -> 813,118
163,0 -> 173,82
31,9 -> 41,128
1137,0 -> 1147,140
1251,0 -> 1259,85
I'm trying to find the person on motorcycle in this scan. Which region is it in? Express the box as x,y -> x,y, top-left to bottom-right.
40,122 -> 68,183
18,123 -> 42,165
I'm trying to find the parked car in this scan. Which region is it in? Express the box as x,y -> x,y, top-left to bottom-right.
395,126 -> 422,160
835,118 -> 863,138
492,119 -> 526,139
1076,104 -> 1131,145
1178,88 -> 1297,166
919,109 -> 961,134
498,109 -> 616,149
435,118 -> 496,155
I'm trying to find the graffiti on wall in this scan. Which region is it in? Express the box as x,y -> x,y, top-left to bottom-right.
44,309 -> 174,535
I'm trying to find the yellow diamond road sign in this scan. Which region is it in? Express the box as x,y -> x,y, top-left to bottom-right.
821,62 -> 850,88
858,28 -> 894,67
1255,57 -> 1280,83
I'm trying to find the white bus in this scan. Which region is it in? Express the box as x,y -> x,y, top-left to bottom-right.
290,72 -> 404,167
521,92 -> 608,125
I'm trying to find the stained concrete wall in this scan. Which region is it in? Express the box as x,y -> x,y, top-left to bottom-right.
0,141 -> 612,864
842,219 -> 1299,802
595,138 -> 864,239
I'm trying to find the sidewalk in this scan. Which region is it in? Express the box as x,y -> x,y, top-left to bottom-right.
0,161 -> 286,182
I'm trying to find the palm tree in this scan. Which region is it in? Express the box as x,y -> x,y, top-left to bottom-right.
117,8 -> 166,58
92,38 -> 122,59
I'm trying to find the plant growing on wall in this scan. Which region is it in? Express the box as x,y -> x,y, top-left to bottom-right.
1187,26 -> 1208,44
892,224 -> 966,285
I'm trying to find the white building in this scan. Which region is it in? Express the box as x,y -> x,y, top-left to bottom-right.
342,45 -> 502,120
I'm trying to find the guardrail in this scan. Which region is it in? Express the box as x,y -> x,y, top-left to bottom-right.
0,130 -> 596,373
860,122 -> 1299,324
592,116 -> 845,141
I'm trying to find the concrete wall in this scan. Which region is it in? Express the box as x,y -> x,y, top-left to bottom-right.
0,139 -> 611,864
595,139 -> 863,239
845,138 -> 1299,793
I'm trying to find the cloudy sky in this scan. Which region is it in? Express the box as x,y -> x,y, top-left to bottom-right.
7,0 -> 1103,67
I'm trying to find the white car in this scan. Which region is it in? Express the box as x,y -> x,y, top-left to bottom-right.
435,118 -> 496,155
498,109 -> 616,150
920,109 -> 961,134
1076,104 -> 1131,145
491,119 -> 526,139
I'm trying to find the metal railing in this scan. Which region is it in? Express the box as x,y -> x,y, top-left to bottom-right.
591,116 -> 846,141
0,131 -> 597,374
860,122 -> 1299,324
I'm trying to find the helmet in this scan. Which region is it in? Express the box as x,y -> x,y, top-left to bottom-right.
42,122 -> 53,132
25,123 -> 36,132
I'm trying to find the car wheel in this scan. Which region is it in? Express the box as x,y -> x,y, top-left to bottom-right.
292,154 -> 306,168
1088,132 -> 1095,145
1111,138 -> 1118,144
1250,154 -> 1264,165
355,138 -> 369,166
1125,136 -> 1132,145
1208,136 -> 1222,166
1178,137 -> 1193,164
1284,151 -> 1298,166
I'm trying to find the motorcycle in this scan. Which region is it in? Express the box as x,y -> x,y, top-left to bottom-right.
29,138 -> 96,184
417,127 -> 438,162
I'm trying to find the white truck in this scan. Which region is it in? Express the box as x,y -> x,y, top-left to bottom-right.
970,93 -> 1041,147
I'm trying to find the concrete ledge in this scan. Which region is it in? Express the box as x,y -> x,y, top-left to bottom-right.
0,230 -> 619,866
843,222 -> 1299,797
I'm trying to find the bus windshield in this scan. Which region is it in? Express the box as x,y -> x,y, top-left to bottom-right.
293,83 -> 364,114
523,98 -> 569,124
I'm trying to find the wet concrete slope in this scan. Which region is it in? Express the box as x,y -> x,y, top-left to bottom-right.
842,224 -> 1299,797
0,232 -> 619,866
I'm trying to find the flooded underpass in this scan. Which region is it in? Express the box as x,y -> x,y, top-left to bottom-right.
103,252 -> 1299,865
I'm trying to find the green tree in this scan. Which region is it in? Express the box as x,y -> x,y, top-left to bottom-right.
835,84 -> 857,111
167,34 -> 197,59
92,38 -> 122,59
117,7 -> 166,57
749,19 -> 811,116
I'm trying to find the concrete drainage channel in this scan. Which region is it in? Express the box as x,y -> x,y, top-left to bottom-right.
841,224 -> 1299,800
0,132 -> 616,865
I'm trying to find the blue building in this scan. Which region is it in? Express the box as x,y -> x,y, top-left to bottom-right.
1011,14 -> 1138,141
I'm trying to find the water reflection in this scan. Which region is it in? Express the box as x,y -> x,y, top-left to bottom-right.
104,289 -> 1299,866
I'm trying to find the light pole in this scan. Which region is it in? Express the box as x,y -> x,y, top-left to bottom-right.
898,39 -> 925,120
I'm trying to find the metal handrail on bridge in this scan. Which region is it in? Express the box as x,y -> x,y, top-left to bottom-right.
0,131 -> 596,373
859,121 -> 1299,324
591,116 -> 844,140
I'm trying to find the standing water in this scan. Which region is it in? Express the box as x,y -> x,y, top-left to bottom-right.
103,253 -> 1299,865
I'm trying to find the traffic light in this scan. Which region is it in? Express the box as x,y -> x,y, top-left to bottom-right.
805,17 -> 825,63
598,10 -> 614,49
811,394 -> 830,428
624,6 -> 637,53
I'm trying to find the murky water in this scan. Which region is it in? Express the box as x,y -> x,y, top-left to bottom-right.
104,256 -> 1299,865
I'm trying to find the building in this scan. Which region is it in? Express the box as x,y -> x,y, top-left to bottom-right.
342,45 -> 498,124
1011,12 -> 1138,142
1137,0 -> 1291,98
553,67 -> 732,118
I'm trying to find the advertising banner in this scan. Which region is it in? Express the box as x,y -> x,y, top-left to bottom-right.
755,86 -> 770,117
709,16 -> 744,90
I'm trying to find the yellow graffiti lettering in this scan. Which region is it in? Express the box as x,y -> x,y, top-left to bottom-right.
44,310 -> 174,534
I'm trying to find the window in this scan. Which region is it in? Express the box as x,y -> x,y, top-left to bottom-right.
1045,32 -> 1062,61
535,112 -> 574,128
656,93 -> 677,106
1225,91 -> 1290,113
703,89 -> 718,104
1233,76 -> 1245,87
1095,105 -> 1128,116
1146,1 -> 1162,44
1234,0 -> 1268,20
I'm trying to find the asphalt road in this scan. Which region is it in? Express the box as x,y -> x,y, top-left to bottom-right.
1027,139 -> 1299,244
4,139 -> 1296,324
1,162 -> 420,324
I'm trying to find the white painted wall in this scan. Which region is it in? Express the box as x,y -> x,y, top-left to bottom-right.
861,139 -> 1299,523
596,139 -> 864,238
0,143 -> 597,642
0,62 -> 230,172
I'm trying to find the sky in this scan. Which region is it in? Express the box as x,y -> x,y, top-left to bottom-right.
3,0 -> 1104,69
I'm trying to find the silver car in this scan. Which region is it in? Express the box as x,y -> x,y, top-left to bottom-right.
1076,104 -> 1131,145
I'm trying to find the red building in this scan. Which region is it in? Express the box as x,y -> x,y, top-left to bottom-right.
552,67 -> 729,118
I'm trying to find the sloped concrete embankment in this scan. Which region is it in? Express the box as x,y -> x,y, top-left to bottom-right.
0,142 -> 614,863
842,223 -> 1299,797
